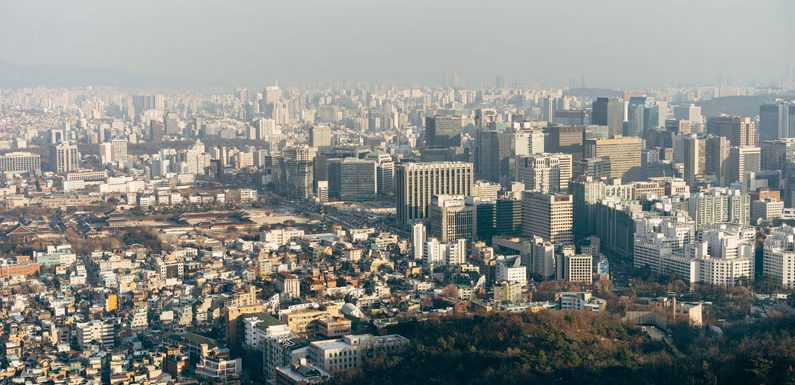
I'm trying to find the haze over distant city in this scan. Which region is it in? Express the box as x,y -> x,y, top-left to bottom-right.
1,0 -> 794,88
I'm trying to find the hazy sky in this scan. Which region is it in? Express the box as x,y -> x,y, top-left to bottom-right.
1,0 -> 794,88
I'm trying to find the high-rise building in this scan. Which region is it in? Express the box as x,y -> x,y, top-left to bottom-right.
0,152 -> 41,175
688,188 -> 751,230
591,97 -> 624,137
706,115 -> 757,147
367,151 -> 395,196
682,134 -> 705,185
625,96 -> 647,138
429,195 -> 476,243
705,135 -> 730,185
475,129 -> 514,183
759,101 -> 795,140
574,157 -> 611,179
49,143 -> 81,174
583,137 -> 642,182
673,104 -> 703,133
327,158 -> 377,201
545,125 -> 583,159
164,112 -> 180,136
309,125 -> 332,148
425,115 -> 464,147
727,146 -> 761,185
412,223 -> 426,260
396,162 -> 473,228
522,191 -> 573,245
763,225 -> 795,289
149,120 -> 164,142
111,139 -> 128,163
558,251 -> 593,283
278,159 -> 314,200
515,153 -> 572,193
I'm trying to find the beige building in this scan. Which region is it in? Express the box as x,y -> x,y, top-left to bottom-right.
396,162 -> 473,228
584,137 -> 642,182
522,191 -> 573,245
515,153 -> 572,193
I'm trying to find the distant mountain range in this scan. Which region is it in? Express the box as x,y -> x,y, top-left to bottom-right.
0,59 -> 188,88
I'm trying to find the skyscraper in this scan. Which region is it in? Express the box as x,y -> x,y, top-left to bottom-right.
682,135 -> 705,185
475,129 -> 513,183
706,115 -> 757,147
111,139 -> 128,163
327,158 -> 377,201
705,135 -> 730,186
425,115 -> 464,147
49,143 -> 81,173
309,125 -> 332,148
727,146 -> 761,185
583,137 -> 642,182
429,195 -> 476,243
515,153 -> 573,193
522,191 -> 573,245
591,97 -> 624,137
396,162 -> 473,228
759,101 -> 795,140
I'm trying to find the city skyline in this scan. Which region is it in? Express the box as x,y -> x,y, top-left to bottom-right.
1,0 -> 794,88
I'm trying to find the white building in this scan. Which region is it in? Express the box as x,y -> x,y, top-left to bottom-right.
307,334 -> 409,374
763,225 -> 795,289
495,255 -> 527,286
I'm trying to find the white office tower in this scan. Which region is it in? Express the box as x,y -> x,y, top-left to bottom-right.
763,226 -> 795,289
522,191 -> 573,245
423,238 -> 466,267
49,143 -> 81,173
424,238 -> 445,266
429,195 -> 476,243
515,153 -> 572,193
495,255 -> 527,287
412,223 -> 426,260
513,130 -> 545,156
396,162 -> 474,228
685,223 -> 755,286
529,235 -> 556,280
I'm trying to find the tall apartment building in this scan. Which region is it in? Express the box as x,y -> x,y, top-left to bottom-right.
515,153 -> 572,193
49,143 -> 81,173
428,195 -> 476,243
0,152 -> 41,175
395,162 -> 473,228
522,191 -> 573,245
688,188 -> 751,230
591,97 -> 624,137
584,137 -> 642,182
